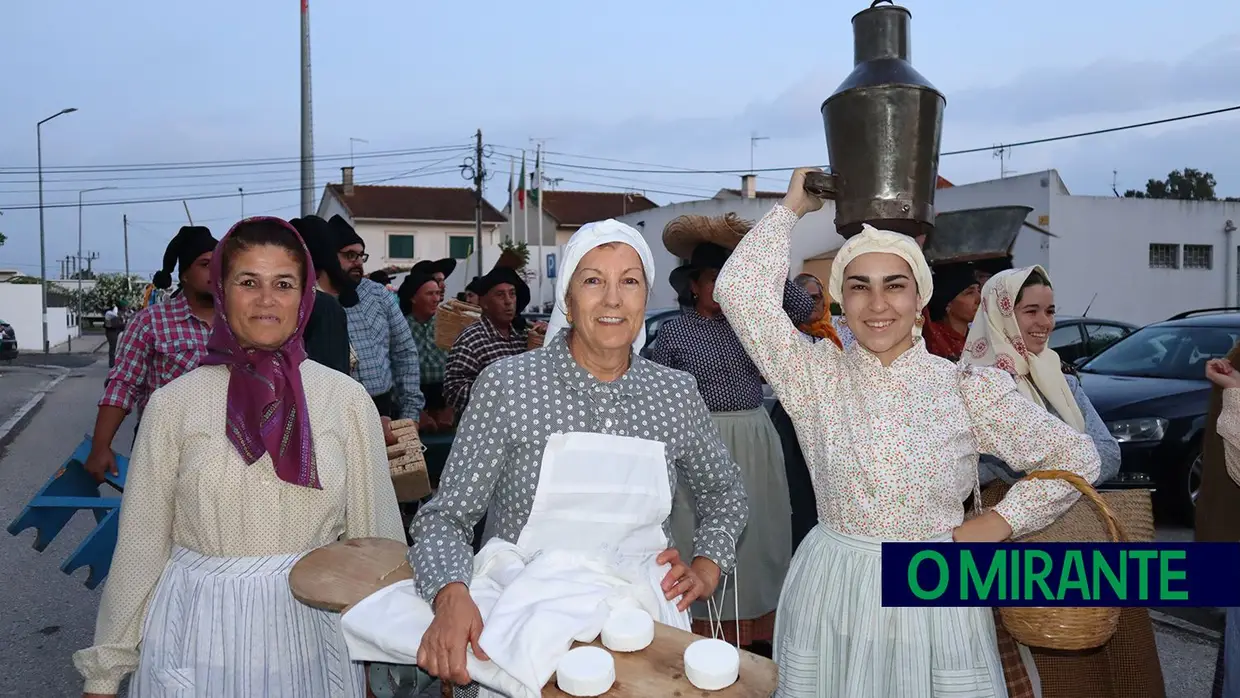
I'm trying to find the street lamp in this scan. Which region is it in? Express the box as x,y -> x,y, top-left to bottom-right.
239,187 -> 245,218
70,185 -> 115,352
38,107 -> 79,353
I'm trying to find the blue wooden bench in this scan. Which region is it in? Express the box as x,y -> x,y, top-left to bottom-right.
6,435 -> 127,589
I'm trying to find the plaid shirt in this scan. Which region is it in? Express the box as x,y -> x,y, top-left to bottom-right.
443,316 -> 527,412
406,314 -> 448,384
99,294 -> 211,417
344,278 -> 424,418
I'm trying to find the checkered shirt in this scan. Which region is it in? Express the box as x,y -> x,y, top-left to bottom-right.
406,314 -> 447,385
442,316 -> 527,412
344,278 -> 424,418
99,294 -> 212,417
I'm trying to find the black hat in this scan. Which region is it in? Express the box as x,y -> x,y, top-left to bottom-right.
927,262 -> 979,322
328,214 -> 365,250
473,266 -> 530,331
153,226 -> 217,290
464,276 -> 482,295
368,270 -> 392,286
669,242 -> 732,304
412,258 -> 458,279
397,271 -> 437,316
290,216 -> 360,308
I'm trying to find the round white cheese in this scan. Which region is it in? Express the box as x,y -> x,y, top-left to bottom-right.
684,638 -> 740,691
601,607 -> 655,652
556,646 -> 616,697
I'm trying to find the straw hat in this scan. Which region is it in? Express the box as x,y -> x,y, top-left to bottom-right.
661,213 -> 752,260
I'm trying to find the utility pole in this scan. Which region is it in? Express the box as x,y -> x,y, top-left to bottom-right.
300,0 -> 315,215
460,130 -> 489,277
123,214 -> 131,295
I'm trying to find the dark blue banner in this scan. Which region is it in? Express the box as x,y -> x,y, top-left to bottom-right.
880,542 -> 1240,607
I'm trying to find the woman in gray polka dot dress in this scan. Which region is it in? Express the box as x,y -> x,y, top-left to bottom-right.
409,220 -> 749,696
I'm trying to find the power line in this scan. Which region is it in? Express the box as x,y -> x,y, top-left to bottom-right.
507,104 -> 1240,176
0,142 -> 469,175
0,161 -> 466,211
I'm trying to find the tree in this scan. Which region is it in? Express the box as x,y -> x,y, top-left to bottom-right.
1124,168 -> 1220,200
0,231 -> 6,247
67,272 -> 145,314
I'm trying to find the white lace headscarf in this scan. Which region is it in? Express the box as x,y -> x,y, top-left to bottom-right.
544,219 -> 656,352
828,224 -> 934,339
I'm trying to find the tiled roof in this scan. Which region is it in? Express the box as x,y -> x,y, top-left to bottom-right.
532,190 -> 659,227
937,175 -> 954,188
326,184 -> 506,223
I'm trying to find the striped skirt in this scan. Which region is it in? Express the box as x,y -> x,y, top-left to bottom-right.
670,406 -> 791,645
129,546 -> 365,698
773,525 -> 1007,697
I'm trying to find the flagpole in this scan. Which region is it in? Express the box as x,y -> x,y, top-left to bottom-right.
508,155 -> 515,254
536,144 -> 545,310
522,149 -> 529,278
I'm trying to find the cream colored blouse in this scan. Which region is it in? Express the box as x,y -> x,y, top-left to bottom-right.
1218,389 -> 1240,485
73,361 -> 405,694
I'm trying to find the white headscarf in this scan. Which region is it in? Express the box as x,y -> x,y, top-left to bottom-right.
545,219 -> 656,352
827,224 -> 934,338
959,266 -> 1086,432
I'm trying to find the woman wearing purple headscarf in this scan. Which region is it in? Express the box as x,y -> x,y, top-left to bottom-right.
75,218 -> 404,698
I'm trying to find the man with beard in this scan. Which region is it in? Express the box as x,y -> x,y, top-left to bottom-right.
325,215 -> 424,434
84,225 -> 217,481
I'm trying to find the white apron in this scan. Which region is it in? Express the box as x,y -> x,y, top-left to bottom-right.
131,546 -> 365,698
343,432 -> 692,698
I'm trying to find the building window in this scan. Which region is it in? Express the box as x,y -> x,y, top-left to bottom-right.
449,235 -> 475,260
1148,243 -> 1179,269
387,234 -> 415,260
1183,244 -> 1213,270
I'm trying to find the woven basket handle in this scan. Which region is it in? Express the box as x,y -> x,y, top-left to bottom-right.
1021,469 -> 1128,543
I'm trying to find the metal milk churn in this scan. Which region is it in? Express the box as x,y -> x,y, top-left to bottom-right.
803,0 -> 946,239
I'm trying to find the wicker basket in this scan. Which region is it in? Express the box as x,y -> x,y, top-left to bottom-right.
526,326 -> 545,350
433,300 -> 481,351
990,470 -> 1125,651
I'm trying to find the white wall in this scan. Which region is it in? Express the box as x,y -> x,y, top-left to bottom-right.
1048,196 -> 1240,325
0,284 -> 80,350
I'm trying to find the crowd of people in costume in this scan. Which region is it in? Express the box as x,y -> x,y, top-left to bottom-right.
67,167 -> 1239,698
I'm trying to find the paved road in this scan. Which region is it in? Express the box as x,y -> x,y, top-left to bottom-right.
0,358 -> 1225,695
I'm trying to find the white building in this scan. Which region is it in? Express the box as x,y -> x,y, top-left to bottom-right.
0,281 -> 80,350
621,170 -> 1240,326
317,167 -> 507,300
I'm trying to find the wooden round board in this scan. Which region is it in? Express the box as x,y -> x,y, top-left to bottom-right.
543,623 -> 777,698
289,537 -> 412,612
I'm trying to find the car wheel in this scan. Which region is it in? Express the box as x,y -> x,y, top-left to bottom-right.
1167,445 -> 1203,526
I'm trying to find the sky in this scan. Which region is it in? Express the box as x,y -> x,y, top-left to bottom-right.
3,0 -> 1239,280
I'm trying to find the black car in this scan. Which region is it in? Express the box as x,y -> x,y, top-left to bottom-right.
1049,315 -> 1138,364
0,318 -> 17,360
1075,308 -> 1240,523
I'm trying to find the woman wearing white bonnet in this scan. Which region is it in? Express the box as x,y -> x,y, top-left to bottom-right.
713,168 -> 1101,697
411,219 -> 747,696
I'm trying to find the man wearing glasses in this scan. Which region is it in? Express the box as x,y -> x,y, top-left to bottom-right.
325,215 -> 425,439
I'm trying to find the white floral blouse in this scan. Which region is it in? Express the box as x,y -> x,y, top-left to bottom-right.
714,204 -> 1101,540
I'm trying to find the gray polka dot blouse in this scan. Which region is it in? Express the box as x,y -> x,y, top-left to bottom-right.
409,330 -> 750,602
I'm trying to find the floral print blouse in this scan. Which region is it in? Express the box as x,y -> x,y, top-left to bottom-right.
714,204 -> 1100,540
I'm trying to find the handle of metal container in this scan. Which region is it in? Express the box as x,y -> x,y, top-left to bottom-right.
802,171 -> 838,199
871,0 -> 895,7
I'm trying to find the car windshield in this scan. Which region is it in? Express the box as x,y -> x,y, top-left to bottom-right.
1080,324 -> 1239,380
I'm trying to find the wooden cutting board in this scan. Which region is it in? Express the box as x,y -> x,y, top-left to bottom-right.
289,537 -> 412,612
289,538 -> 778,697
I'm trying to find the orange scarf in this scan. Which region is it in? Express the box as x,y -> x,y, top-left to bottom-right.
801,317 -> 843,349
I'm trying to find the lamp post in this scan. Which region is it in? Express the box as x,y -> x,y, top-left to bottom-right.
239,187 -> 245,218
71,186 -> 115,352
38,107 -> 79,353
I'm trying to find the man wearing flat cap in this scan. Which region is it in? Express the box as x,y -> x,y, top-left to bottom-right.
314,215 -> 424,434
442,263 -> 536,412
85,225 -> 218,481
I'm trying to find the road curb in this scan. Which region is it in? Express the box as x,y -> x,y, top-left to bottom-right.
0,368 -> 70,452
1150,610 -> 1222,643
